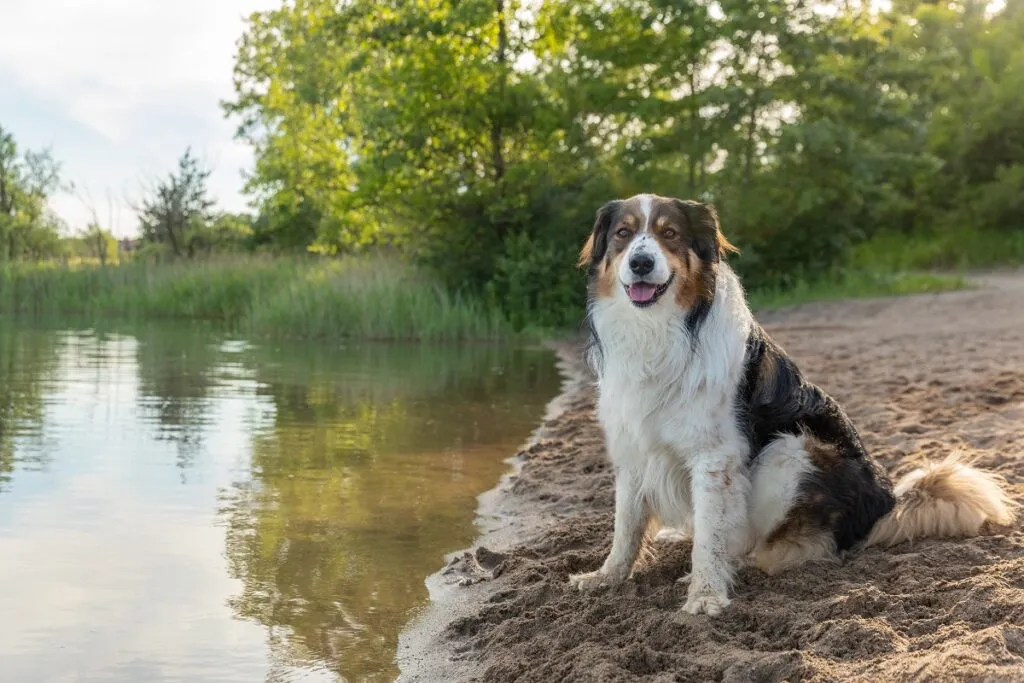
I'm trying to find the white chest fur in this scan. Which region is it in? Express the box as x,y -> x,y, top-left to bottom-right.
589,266 -> 753,525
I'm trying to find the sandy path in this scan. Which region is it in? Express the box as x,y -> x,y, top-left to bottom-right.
398,272 -> 1024,682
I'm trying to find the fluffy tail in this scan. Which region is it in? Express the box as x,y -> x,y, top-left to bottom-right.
865,454 -> 1019,548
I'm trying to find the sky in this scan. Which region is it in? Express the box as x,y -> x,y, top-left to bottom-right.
0,0 -> 278,238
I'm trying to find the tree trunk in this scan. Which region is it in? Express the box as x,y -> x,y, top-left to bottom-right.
0,176 -> 9,262
688,67 -> 698,194
491,0 -> 507,184
165,215 -> 184,258
743,106 -> 758,187
743,51 -> 765,189
0,175 -> 10,216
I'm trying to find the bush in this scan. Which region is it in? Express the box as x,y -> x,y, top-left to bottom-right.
490,231 -> 585,332
406,163 -> 615,331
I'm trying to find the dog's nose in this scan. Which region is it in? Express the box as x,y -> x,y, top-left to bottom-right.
629,253 -> 655,276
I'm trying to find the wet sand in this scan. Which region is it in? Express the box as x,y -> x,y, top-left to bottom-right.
398,273 -> 1024,682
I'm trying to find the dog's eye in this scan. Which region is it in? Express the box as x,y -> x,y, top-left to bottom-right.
663,228 -> 678,239
615,227 -> 631,238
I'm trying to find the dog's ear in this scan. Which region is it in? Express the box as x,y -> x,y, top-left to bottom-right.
578,200 -> 620,270
672,199 -> 738,262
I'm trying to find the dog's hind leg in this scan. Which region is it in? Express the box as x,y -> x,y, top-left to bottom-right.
748,434 -> 837,575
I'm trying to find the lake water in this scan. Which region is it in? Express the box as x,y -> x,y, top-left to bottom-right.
0,321 -> 560,682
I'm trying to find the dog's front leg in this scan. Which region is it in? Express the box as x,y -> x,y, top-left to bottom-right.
684,453 -> 750,616
569,466 -> 648,591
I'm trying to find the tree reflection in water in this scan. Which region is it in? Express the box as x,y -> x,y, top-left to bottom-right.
0,325 -> 60,490
219,342 -> 559,681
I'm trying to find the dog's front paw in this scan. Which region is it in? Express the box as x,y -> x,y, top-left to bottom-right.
682,588 -> 730,616
568,569 -> 623,592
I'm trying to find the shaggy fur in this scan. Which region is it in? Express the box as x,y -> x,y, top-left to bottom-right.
569,193 -> 1018,616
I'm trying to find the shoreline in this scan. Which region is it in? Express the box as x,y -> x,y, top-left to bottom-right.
396,279 -> 1024,682
396,339 -> 594,681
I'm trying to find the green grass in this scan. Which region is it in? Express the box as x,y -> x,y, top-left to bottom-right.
848,226 -> 1024,272
4,227 -> 1022,339
747,270 -> 967,311
748,227 -> 1024,311
0,256 -> 510,341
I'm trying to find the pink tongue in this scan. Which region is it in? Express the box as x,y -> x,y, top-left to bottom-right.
628,282 -> 658,303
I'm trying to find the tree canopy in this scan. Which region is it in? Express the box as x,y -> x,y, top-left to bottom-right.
135,148 -> 254,259
222,0 -> 1024,322
0,125 -> 66,262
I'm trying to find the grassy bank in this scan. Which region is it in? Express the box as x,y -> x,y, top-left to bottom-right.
748,227 -> 1024,311
4,228 -> 1021,340
747,271 -> 967,311
849,227 -> 1024,272
0,257 -> 509,341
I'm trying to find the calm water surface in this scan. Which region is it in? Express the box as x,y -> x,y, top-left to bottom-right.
0,322 -> 560,682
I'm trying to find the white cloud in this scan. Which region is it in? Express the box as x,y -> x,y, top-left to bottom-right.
0,0 -> 279,236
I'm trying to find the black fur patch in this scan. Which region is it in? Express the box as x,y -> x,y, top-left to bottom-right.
684,296 -> 714,337
737,324 -> 896,551
580,303 -> 603,373
579,201 -> 620,371
676,200 -> 720,338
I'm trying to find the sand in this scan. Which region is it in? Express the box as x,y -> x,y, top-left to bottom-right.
397,272 -> 1024,682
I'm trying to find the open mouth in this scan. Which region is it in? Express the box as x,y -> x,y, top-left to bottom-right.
624,273 -> 674,308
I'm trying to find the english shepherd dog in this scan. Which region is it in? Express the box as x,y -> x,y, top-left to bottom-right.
569,193 -> 1018,616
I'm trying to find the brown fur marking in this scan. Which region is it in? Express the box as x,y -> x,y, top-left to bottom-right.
717,232 -> 739,259
597,252 -> 623,298
578,233 -> 594,268
757,436 -> 842,574
580,194 -> 736,312
755,349 -> 779,400
805,436 -> 842,473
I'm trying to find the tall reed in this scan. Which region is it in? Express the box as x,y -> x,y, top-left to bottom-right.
0,256 -> 510,341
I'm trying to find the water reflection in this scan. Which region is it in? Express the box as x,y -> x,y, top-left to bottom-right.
0,326 -> 60,489
0,321 -> 558,682
135,328 -> 221,481
221,343 -> 559,681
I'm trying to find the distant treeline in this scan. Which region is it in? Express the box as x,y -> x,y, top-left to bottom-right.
0,133 -> 254,265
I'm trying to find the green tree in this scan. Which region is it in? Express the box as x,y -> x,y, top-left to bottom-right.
182,211 -> 255,254
0,124 -> 66,261
81,222 -> 118,264
224,0 -> 362,251
137,148 -> 216,258
226,0 -> 614,324
918,0 -> 1024,233
225,0 -> 1024,322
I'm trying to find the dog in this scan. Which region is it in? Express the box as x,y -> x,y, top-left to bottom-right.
569,193 -> 1018,616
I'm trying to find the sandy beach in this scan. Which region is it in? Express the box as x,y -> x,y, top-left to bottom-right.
398,273 -> 1024,682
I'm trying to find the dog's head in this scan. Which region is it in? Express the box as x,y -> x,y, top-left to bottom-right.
579,194 -> 737,313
